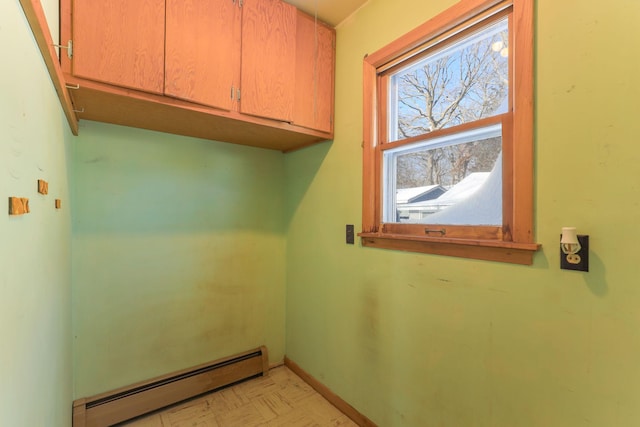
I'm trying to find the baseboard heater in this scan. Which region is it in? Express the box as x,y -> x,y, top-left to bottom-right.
72,346 -> 269,427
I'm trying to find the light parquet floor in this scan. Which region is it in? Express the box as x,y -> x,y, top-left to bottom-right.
120,366 -> 359,427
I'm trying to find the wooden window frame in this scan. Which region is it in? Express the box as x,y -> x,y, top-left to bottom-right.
360,0 -> 539,265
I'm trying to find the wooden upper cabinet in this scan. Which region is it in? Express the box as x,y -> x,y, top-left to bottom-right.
72,0 -> 165,94
293,12 -> 335,133
165,0 -> 242,111
60,0 -> 334,151
240,0 -> 297,122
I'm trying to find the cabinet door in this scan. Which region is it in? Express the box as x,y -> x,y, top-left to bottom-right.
165,0 -> 241,111
72,0 -> 165,94
293,12 -> 335,133
240,0 -> 296,122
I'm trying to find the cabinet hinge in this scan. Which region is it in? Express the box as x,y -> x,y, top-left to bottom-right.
53,40 -> 73,59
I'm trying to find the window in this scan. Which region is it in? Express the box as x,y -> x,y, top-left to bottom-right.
360,0 -> 538,264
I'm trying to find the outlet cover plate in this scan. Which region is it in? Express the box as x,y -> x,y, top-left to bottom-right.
560,234 -> 589,272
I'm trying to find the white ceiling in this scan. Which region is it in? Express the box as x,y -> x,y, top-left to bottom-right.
285,0 -> 369,27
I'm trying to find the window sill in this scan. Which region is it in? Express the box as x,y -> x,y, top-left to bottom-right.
359,232 -> 541,265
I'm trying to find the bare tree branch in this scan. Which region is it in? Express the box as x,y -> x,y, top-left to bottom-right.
394,27 -> 508,189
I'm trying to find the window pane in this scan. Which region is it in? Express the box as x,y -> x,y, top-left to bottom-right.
388,18 -> 508,141
384,125 -> 502,225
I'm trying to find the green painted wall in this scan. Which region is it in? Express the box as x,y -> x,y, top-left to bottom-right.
72,122 -> 286,397
8,0 -> 640,424
1,1 -> 72,426
285,0 -> 640,426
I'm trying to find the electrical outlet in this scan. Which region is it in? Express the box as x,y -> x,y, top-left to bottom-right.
560,234 -> 589,272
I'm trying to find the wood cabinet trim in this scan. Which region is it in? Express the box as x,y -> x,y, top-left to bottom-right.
66,75 -> 332,152
18,0 -> 79,135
